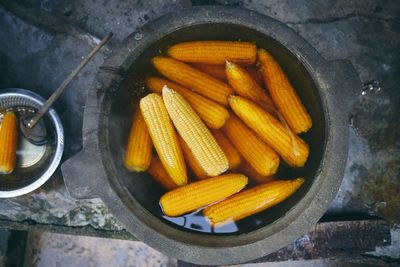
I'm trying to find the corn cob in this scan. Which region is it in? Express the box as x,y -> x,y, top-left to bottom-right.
0,111 -> 18,174
179,136 -> 207,179
152,57 -> 233,106
229,95 -> 309,167
167,41 -> 257,65
145,76 -> 229,129
192,64 -> 227,81
123,107 -> 152,172
210,129 -> 241,170
192,64 -> 263,86
258,49 -> 312,133
148,156 -> 178,190
204,178 -> 304,226
251,101 -> 301,158
239,160 -> 275,184
222,115 -> 279,176
140,93 -> 187,186
226,61 -> 273,107
160,173 -> 248,217
163,87 -> 229,176
246,65 -> 264,88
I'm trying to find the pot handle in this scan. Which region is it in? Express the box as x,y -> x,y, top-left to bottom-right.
61,148 -> 106,199
322,59 -> 361,113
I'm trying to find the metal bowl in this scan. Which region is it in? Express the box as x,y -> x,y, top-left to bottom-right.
62,7 -> 360,265
0,88 -> 64,198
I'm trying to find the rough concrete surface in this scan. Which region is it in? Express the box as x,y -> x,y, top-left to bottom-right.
24,231 -> 177,267
0,0 -> 399,265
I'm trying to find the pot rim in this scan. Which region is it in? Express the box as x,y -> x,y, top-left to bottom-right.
63,6 -> 358,265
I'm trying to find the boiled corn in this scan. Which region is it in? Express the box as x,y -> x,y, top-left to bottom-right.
148,156 -> 178,190
229,95 -> 309,167
179,136 -> 207,179
239,160 -> 275,184
140,93 -> 187,186
246,65 -> 264,88
0,112 -> 18,174
226,61 -> 273,107
167,41 -> 257,65
160,173 -> 248,217
210,129 -> 241,170
222,115 -> 279,176
258,49 -> 312,133
145,76 -> 229,129
193,64 -> 227,81
204,178 -> 304,226
152,56 -> 233,106
123,107 -> 152,172
163,87 -> 229,176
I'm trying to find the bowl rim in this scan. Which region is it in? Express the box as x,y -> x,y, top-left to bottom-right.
0,88 -> 64,198
62,6 -> 357,264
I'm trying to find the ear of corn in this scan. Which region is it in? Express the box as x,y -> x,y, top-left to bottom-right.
203,178 -> 304,226
167,41 -> 257,65
123,107 -> 152,172
145,76 -> 229,129
148,156 -> 178,190
239,160 -> 275,184
192,64 -> 227,81
140,93 -> 187,186
152,57 -> 233,106
160,173 -> 248,217
252,101 -> 301,158
178,135 -> 207,179
0,112 -> 18,174
210,129 -> 241,170
162,87 -> 229,177
229,95 -> 309,167
225,61 -> 273,108
222,114 -> 279,176
246,65 -> 264,88
258,49 -> 312,133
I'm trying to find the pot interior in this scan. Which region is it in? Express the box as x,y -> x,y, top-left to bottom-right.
105,23 -> 325,236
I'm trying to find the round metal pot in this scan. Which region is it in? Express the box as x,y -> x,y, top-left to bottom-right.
0,88 -> 64,198
61,6 -> 360,265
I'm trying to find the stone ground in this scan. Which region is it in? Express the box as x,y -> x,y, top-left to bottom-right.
0,0 -> 399,266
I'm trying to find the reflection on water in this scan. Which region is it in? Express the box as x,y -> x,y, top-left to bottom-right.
17,136 -> 47,168
163,210 -> 239,234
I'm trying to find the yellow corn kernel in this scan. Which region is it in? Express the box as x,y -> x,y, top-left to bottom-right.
152,57 -> 233,106
148,156 -> 178,190
140,93 -> 187,186
229,95 -> 309,167
222,115 -> 279,176
0,112 -> 18,174
239,160 -> 275,184
258,49 -> 312,133
210,129 -> 241,170
167,41 -> 257,65
225,61 -> 273,107
178,135 -> 208,179
123,107 -> 152,172
163,87 -> 229,177
160,173 -> 248,217
204,178 -> 304,226
192,63 -> 227,81
145,76 -> 229,129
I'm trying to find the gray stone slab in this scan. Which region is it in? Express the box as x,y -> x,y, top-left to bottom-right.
24,231 -> 177,267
